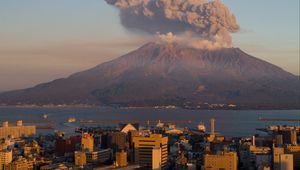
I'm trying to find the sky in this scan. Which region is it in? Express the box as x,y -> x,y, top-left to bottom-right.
0,0 -> 299,91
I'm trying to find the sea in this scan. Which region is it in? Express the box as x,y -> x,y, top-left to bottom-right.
0,107 -> 299,137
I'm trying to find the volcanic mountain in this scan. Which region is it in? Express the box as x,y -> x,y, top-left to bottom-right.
0,42 -> 299,109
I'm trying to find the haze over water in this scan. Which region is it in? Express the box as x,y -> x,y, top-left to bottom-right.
0,107 -> 299,137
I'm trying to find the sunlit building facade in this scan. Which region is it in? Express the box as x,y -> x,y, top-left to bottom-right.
132,134 -> 168,170
0,121 -> 35,139
204,151 -> 238,170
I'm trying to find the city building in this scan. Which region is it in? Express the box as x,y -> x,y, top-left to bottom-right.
210,118 -> 215,135
120,123 -> 139,134
81,133 -> 94,152
132,134 -> 168,169
285,145 -> 300,169
23,140 -> 41,156
282,130 -> 297,145
0,121 -> 36,139
55,135 -> 81,156
5,157 -> 34,170
279,154 -> 293,170
86,149 -> 112,164
206,118 -> 224,143
74,151 -> 87,167
273,146 -> 284,170
0,140 -> 9,151
109,132 -> 128,152
175,152 -> 188,169
115,150 -> 128,167
0,150 -> 12,170
204,151 -> 238,170
275,135 -> 283,146
248,145 -> 272,168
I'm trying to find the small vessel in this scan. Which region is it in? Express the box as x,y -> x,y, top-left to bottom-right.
42,114 -> 48,119
68,117 -> 76,123
198,122 -> 206,132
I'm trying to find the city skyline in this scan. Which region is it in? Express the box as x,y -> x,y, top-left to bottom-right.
0,0 -> 299,91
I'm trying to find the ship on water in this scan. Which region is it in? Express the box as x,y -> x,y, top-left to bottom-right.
42,114 -> 48,119
62,117 -> 77,128
68,117 -> 76,123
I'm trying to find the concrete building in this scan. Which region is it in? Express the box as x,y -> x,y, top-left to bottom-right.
279,154 -> 293,170
206,118 -> 224,143
248,145 -> 272,168
273,147 -> 284,170
0,142 -> 8,151
132,134 -> 168,169
210,118 -> 215,135
285,145 -> 300,169
109,132 -> 127,152
115,150 -> 128,167
204,151 -> 238,170
282,130 -> 297,145
0,121 -> 36,139
24,140 -> 41,157
0,150 -> 12,170
74,151 -> 87,167
55,135 -> 81,156
86,149 -> 112,164
81,133 -> 94,152
5,157 -> 33,170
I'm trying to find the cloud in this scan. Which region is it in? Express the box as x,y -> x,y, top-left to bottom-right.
106,0 -> 240,49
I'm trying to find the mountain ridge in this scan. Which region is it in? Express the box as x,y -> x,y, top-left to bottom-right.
0,42 -> 299,109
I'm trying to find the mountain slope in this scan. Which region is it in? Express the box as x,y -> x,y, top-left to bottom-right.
0,42 -> 299,109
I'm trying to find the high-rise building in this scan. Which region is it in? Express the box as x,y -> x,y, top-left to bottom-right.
275,135 -> 283,146
81,133 -> 94,152
285,145 -> 300,169
290,130 -> 297,145
132,134 -> 168,169
210,118 -> 215,135
86,149 -> 112,163
279,154 -> 293,170
248,145 -> 272,168
204,151 -> 238,170
23,140 -> 41,157
55,135 -> 81,156
74,151 -> 87,167
116,150 -> 128,167
282,130 -> 298,145
109,132 -> 128,152
273,147 -> 284,170
5,157 -> 33,170
128,130 -> 140,146
0,121 -> 36,139
0,150 -> 12,170
206,118 -> 224,143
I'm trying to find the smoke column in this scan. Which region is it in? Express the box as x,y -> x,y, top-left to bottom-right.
106,0 -> 240,49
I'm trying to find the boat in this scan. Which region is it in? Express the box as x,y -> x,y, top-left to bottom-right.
68,117 -> 76,123
198,122 -> 206,132
42,114 -> 48,119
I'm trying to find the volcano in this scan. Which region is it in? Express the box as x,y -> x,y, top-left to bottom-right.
0,42 -> 299,109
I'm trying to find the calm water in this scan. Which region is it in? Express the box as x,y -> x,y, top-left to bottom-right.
0,107 -> 299,137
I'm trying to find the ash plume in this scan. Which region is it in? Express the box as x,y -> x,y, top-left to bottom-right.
106,0 -> 240,49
